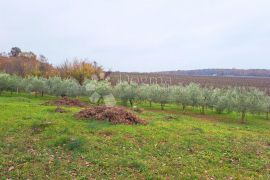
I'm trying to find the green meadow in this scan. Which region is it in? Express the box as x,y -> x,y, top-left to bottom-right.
0,94 -> 269,179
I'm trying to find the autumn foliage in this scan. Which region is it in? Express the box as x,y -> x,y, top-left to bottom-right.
0,53 -> 57,77
58,60 -> 103,85
0,48 -> 104,82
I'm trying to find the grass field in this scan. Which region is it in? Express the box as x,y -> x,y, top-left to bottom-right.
0,93 -> 269,179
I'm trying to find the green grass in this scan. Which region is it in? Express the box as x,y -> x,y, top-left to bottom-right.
0,93 -> 269,179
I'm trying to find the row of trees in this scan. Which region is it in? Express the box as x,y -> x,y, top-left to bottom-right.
0,73 -> 112,98
114,82 -> 270,122
1,73 -> 269,122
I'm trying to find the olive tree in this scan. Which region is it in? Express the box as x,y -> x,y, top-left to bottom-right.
8,75 -> 23,93
185,83 -> 202,108
113,81 -> 138,106
47,76 -> 65,96
198,87 -> 214,114
171,85 -> 191,110
231,87 -> 266,122
26,77 -> 48,96
262,96 -> 270,119
47,77 -> 81,97
151,85 -> 172,110
96,81 -> 112,96
212,88 -> 232,114
84,80 -> 111,96
6,75 -> 23,94
83,79 -> 97,96
0,73 -> 9,94
61,78 -> 81,97
84,80 -> 112,104
137,84 -> 158,107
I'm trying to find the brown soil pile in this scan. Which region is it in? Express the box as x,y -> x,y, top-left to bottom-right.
75,106 -> 147,125
45,97 -> 87,107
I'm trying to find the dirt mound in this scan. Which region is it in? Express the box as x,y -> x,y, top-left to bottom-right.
76,106 -> 147,125
45,97 -> 87,107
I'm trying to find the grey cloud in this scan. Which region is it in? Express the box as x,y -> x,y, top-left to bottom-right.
0,0 -> 270,71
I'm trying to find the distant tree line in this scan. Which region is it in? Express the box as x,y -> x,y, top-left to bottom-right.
0,47 -> 104,84
161,69 -> 270,77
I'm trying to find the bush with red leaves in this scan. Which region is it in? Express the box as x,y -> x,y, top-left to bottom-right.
75,106 -> 147,125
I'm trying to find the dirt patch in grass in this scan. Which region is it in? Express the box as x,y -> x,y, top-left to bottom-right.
55,107 -> 70,113
183,112 -> 225,122
75,106 -> 148,125
53,136 -> 85,151
44,97 -> 88,107
31,121 -> 53,134
164,114 -> 178,121
150,109 -> 234,123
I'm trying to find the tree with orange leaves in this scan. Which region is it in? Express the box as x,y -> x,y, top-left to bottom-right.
0,49 -> 58,77
58,59 -> 103,85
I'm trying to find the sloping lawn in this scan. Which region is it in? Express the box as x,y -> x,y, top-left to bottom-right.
0,94 -> 269,179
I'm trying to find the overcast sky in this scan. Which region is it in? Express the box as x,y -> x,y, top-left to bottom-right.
1,0 -> 270,72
